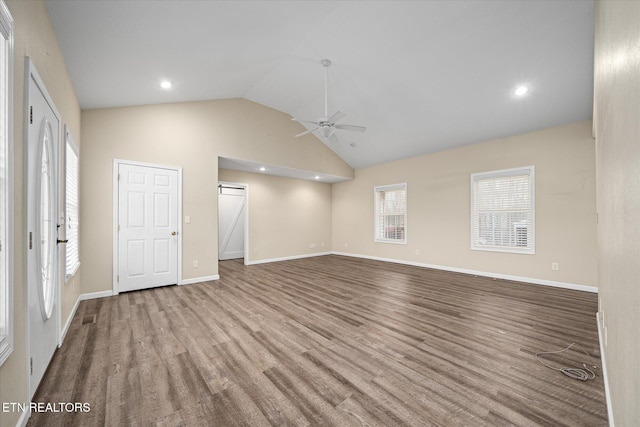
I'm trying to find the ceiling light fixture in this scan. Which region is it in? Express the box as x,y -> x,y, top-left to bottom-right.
259,166 -> 266,172
160,80 -> 172,89
314,175 -> 320,180
514,85 -> 529,96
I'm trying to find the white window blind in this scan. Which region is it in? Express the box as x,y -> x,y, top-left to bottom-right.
65,129 -> 80,278
471,166 -> 534,254
0,0 -> 13,367
374,183 -> 407,243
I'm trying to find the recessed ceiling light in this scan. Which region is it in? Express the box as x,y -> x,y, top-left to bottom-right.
160,80 -> 172,89
314,175 -> 320,180
514,86 -> 529,96
259,166 -> 266,172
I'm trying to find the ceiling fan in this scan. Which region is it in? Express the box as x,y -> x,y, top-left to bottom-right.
292,59 -> 366,144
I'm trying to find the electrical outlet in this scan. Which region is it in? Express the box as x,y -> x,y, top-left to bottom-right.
254,248 -> 259,254
193,260 -> 199,268
414,249 -> 420,255
344,243 -> 348,248
551,262 -> 559,271
320,242 -> 325,247
310,243 -> 316,248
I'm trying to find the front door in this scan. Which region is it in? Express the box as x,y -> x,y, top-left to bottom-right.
27,61 -> 61,398
117,163 -> 179,293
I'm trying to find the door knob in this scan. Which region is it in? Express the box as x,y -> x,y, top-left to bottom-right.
171,231 -> 177,236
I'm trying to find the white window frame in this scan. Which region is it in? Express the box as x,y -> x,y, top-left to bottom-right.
470,166 -> 535,254
374,183 -> 407,244
0,0 -> 13,367
65,126 -> 80,279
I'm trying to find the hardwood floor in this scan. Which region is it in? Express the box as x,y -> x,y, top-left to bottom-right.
29,255 -> 607,426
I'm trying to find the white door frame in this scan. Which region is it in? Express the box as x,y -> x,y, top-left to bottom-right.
25,57 -> 63,399
218,181 -> 249,264
113,159 -> 183,295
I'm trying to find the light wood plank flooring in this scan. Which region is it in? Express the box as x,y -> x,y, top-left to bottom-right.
29,255 -> 607,426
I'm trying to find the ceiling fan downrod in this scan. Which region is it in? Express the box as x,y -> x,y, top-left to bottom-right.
321,59 -> 331,117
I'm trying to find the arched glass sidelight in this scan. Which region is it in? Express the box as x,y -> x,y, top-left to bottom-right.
37,119 -> 55,321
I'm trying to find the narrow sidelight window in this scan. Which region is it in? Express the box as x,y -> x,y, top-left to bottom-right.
0,0 -> 13,366
65,128 -> 80,278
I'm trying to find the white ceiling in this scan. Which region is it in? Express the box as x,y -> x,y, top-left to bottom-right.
46,0 -> 595,170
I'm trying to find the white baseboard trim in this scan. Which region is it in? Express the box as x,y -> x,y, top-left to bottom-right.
331,251 -> 598,293
245,251 -> 332,266
597,312 -> 615,427
60,296 -> 81,344
80,290 -> 114,301
181,275 -> 220,285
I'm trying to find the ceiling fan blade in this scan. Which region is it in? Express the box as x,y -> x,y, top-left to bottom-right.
292,117 -> 318,125
295,127 -> 319,137
294,60 -> 363,141
328,110 -> 346,124
334,124 -> 366,132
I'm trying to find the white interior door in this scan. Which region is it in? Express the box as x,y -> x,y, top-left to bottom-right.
218,184 -> 245,260
27,63 -> 61,398
118,163 -> 179,293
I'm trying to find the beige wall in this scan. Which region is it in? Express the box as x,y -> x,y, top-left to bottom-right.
333,121 -> 597,287
80,99 -> 351,294
0,1 -> 81,426
594,1 -> 640,425
3,3 -> 629,426
219,169 -> 332,264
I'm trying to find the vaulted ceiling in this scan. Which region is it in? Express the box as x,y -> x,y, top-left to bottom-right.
46,0 -> 595,169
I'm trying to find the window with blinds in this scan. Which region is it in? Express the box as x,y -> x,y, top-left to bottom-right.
471,166 -> 534,254
65,130 -> 80,278
0,0 -> 12,367
374,183 -> 407,244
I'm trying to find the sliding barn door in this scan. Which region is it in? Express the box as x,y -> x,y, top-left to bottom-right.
218,184 -> 245,260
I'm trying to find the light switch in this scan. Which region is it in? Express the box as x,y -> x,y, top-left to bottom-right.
185,215 -> 191,224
